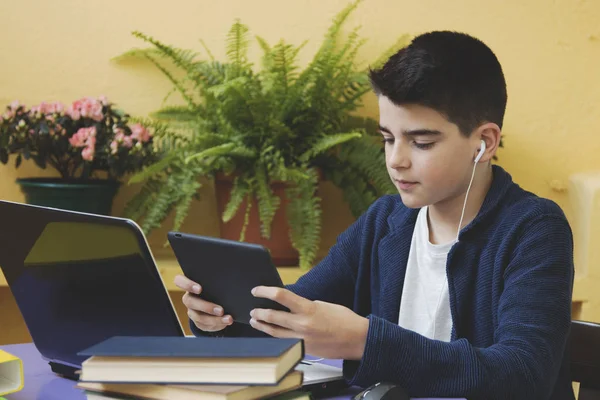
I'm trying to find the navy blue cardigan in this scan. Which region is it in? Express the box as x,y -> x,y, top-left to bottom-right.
192,165 -> 575,400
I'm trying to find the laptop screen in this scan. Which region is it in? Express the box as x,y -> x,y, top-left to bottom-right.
0,201 -> 184,368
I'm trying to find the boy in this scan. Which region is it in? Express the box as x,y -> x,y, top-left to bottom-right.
175,31 -> 574,399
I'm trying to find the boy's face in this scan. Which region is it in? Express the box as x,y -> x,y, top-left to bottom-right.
378,95 -> 479,209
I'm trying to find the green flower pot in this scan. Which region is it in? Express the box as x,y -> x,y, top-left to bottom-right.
16,178 -> 120,215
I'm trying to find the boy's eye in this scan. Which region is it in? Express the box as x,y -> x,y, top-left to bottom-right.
414,142 -> 434,150
380,137 -> 394,145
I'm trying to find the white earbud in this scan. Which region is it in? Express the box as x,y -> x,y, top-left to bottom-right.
474,140 -> 486,164
456,139 -> 486,241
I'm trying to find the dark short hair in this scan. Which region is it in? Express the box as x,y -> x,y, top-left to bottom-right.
369,31 -> 507,136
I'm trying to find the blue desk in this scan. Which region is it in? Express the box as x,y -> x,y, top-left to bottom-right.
0,343 -> 456,399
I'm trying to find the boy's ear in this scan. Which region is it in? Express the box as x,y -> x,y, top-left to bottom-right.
475,122 -> 501,163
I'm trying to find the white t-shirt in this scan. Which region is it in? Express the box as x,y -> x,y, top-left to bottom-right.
398,206 -> 454,342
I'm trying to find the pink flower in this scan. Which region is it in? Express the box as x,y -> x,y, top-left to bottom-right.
66,104 -> 81,120
81,146 -> 94,161
122,136 -> 133,148
78,134 -> 96,161
46,102 -> 64,114
114,130 -> 125,142
129,123 -> 151,143
29,101 -> 64,116
113,128 -> 133,148
69,129 -> 87,147
30,103 -> 43,115
9,100 -> 20,109
81,101 -> 103,121
98,95 -> 109,106
66,97 -> 103,121
110,140 -> 118,154
69,126 -> 97,148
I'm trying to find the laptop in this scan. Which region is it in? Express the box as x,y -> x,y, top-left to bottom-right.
0,200 -> 185,377
0,200 -> 344,390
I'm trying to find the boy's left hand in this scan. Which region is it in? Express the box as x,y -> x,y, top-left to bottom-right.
249,286 -> 369,360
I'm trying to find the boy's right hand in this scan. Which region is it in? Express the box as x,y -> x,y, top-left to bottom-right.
174,274 -> 234,332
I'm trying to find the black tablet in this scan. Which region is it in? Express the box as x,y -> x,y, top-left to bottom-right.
167,232 -> 289,325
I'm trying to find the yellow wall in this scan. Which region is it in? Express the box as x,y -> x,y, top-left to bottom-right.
1,0 -> 600,306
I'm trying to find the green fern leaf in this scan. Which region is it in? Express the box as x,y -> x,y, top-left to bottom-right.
140,175 -> 177,234
206,76 -> 250,98
239,193 -> 253,242
111,47 -> 162,62
227,145 -> 257,160
255,167 -> 280,239
199,39 -> 215,61
122,178 -> 163,222
286,168 -> 321,269
128,31 -> 207,107
299,131 -> 362,162
143,53 -> 198,108
270,165 -> 309,183
128,152 -> 178,184
222,177 -> 249,222
256,35 -> 271,55
194,61 -> 229,87
338,137 -> 396,196
131,31 -> 199,69
185,143 -> 236,164
172,177 -> 202,232
150,106 -> 198,122
312,0 -> 362,65
226,20 -> 250,68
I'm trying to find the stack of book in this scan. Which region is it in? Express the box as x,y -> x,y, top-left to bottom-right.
74,336 -> 311,400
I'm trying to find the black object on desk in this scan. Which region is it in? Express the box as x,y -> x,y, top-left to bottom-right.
49,361 -> 79,381
353,382 -> 409,400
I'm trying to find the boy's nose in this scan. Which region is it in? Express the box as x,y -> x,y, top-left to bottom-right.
388,147 -> 411,170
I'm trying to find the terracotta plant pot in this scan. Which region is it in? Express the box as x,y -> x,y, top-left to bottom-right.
214,173 -> 299,267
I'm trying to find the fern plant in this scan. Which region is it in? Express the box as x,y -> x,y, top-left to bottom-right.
117,0 -> 411,269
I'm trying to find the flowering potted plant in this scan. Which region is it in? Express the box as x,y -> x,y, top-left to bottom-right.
0,96 -> 158,215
